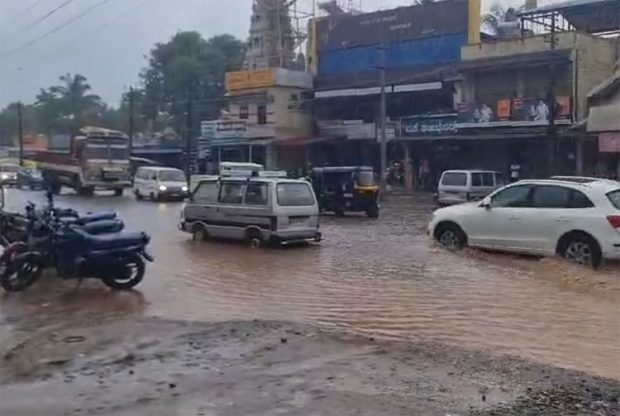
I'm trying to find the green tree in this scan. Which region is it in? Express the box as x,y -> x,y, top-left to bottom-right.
34,73 -> 104,135
140,32 -> 246,136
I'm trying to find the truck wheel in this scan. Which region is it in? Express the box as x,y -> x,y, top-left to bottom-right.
78,185 -> 94,196
114,189 -> 123,197
51,182 -> 61,195
134,189 -> 143,200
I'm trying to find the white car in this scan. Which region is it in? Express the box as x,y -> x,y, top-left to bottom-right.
428,178 -> 620,268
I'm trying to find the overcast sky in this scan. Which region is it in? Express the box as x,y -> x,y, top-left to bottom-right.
0,0 -> 560,107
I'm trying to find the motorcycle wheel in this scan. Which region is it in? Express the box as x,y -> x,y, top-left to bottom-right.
102,255 -> 145,290
1,258 -> 42,292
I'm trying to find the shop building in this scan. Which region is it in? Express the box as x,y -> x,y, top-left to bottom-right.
308,0 -> 476,173
396,0 -> 619,188
203,67 -> 313,170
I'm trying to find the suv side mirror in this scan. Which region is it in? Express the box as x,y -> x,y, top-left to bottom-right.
480,199 -> 492,210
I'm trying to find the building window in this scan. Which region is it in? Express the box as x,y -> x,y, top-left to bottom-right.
257,105 -> 267,125
239,105 -> 249,119
290,93 -> 298,101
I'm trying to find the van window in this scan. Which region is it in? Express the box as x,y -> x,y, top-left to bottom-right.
158,170 -> 186,182
482,173 -> 494,187
495,172 -> 505,186
193,182 -> 219,204
219,183 -> 244,204
471,173 -> 482,187
245,183 -> 268,206
276,183 -> 315,206
441,172 -> 467,187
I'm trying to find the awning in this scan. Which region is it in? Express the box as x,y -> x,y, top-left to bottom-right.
459,50 -> 571,72
275,136 -> 338,147
587,104 -> 620,132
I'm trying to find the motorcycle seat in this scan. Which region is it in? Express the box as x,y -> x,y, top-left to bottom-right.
79,211 -> 118,223
79,219 -> 124,235
70,228 -> 148,250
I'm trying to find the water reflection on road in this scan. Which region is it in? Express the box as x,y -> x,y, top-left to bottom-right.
1,189 -> 619,379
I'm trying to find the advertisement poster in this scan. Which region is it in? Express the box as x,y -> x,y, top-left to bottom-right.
457,103 -> 497,124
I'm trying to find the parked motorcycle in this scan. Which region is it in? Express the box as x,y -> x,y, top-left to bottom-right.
1,192 -> 153,292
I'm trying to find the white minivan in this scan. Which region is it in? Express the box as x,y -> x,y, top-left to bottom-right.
437,170 -> 505,206
180,176 -> 321,247
133,166 -> 189,201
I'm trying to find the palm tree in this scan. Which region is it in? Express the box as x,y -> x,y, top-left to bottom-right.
34,73 -> 103,134
52,73 -> 103,125
482,3 -> 524,33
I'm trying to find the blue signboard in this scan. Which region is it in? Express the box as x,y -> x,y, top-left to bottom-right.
400,114 -> 458,137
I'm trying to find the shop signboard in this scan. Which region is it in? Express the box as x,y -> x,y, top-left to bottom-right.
599,132 -> 620,153
225,68 -> 275,92
201,120 -> 247,140
400,114 -> 458,138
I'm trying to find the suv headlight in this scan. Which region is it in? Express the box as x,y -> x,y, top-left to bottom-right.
159,185 -> 167,191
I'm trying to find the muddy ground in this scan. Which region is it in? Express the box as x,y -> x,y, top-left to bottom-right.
1,317 -> 618,416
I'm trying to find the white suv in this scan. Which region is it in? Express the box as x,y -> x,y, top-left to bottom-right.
428,178 -> 620,268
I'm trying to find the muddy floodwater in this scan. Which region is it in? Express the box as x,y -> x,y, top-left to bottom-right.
1,189 -> 619,380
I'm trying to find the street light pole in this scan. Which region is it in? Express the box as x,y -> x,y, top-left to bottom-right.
379,42 -> 388,195
17,102 -> 24,167
128,86 -> 135,152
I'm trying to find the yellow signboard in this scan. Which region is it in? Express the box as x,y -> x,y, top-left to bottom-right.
226,68 -> 275,92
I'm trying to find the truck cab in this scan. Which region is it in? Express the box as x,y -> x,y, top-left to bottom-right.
35,127 -> 132,196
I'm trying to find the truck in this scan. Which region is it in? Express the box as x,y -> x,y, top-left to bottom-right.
32,126 -> 132,196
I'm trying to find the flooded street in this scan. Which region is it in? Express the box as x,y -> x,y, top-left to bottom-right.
1,188 -> 619,380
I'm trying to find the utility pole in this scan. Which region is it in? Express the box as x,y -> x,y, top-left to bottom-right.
128,86 -> 135,152
378,42 -> 388,194
185,85 -> 193,182
546,13 -> 557,176
17,102 -> 24,167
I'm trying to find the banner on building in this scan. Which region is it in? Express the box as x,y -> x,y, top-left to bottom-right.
458,96 -> 572,127
457,103 -> 497,124
599,132 -> 620,153
400,114 -> 458,137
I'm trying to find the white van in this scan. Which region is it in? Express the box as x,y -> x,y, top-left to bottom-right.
133,166 -> 189,201
180,176 -> 321,247
437,170 -> 504,206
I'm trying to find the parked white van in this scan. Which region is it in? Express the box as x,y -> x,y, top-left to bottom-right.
180,175 -> 321,247
437,170 -> 505,206
133,166 -> 189,201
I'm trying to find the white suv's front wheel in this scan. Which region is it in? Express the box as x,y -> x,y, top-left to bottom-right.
435,223 -> 467,251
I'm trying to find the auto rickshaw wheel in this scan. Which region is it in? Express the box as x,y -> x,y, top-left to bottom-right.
334,208 -> 345,217
366,204 -> 379,219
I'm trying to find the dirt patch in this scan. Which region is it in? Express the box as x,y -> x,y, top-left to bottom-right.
0,318 -> 618,416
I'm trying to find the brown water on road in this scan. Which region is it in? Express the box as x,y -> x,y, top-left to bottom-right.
1,190 -> 619,380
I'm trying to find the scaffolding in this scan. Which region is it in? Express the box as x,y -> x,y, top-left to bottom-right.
243,0 -> 363,71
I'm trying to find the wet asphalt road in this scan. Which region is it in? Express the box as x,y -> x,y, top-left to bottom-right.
1,188 -> 619,380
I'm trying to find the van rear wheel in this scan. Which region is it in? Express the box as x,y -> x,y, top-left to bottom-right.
245,229 -> 263,249
192,224 -> 208,242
